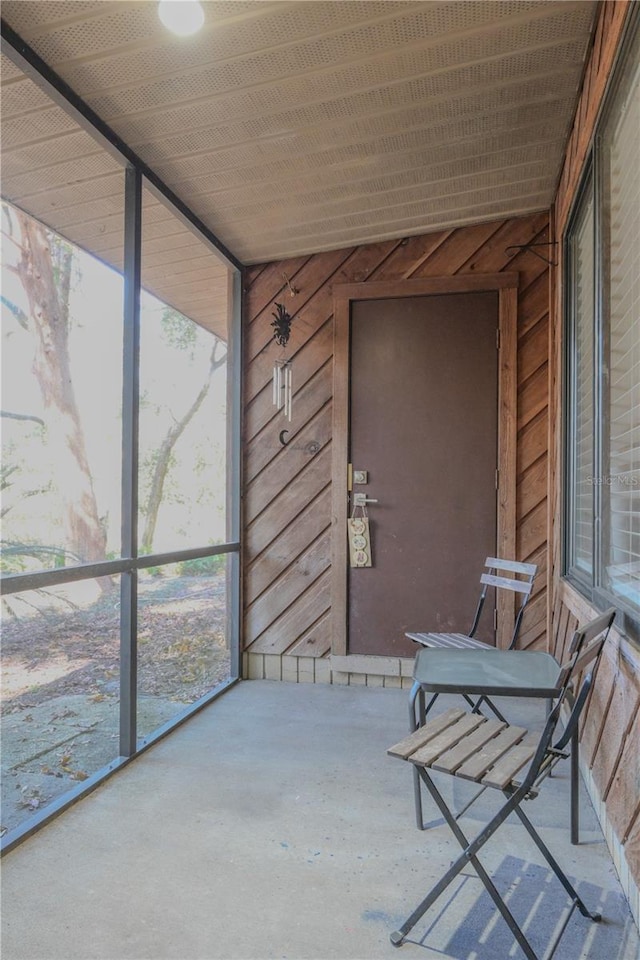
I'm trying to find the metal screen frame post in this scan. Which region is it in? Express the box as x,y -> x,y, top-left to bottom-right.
120,164 -> 142,758
226,268 -> 243,680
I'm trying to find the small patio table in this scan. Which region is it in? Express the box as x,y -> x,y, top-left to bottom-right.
409,646 -> 582,842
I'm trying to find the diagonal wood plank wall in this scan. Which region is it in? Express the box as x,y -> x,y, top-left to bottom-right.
243,211 -> 551,667
549,0 -> 639,919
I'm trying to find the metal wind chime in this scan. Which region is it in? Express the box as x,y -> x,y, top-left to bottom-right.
271,302 -> 294,421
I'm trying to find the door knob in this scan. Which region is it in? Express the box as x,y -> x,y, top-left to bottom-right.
353,492 -> 379,507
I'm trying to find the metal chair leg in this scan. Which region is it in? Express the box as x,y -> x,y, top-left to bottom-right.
391,767 -> 601,956
513,801 -> 600,921
391,769 -> 539,959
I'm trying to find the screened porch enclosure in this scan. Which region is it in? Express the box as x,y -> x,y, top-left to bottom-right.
1,0 -> 639,948
0,56 -> 242,845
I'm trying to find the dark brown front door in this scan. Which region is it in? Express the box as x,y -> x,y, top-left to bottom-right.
348,292 -> 499,657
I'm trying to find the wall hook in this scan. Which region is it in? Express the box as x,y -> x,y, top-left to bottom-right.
505,242 -> 558,266
282,272 -> 299,297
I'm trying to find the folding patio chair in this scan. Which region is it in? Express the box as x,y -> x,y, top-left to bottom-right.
406,557 -> 537,725
406,557 -> 537,653
387,608 -> 615,960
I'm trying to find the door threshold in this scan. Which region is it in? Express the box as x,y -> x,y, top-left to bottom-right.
330,654 -> 414,679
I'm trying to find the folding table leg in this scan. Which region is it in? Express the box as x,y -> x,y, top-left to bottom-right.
571,726 -> 580,844
407,683 -> 503,832
409,683 -> 440,830
412,768 -> 423,831
408,682 -> 420,732
408,683 -> 426,829
471,694 -> 507,722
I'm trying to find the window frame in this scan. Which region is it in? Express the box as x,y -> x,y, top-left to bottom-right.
563,159 -> 596,595
562,8 -> 640,643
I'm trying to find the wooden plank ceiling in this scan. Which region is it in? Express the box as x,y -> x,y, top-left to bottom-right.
1,0 -> 597,276
244,213 -> 550,659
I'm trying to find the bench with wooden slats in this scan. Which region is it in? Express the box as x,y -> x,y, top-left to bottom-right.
388,707 -> 539,791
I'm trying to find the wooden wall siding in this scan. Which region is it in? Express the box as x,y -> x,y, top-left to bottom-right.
548,0 -> 638,919
243,211 -> 551,660
242,651 -> 417,689
552,584 -> 640,922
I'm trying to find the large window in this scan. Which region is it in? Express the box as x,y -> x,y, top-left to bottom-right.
566,170 -> 595,583
1,54 -> 241,848
565,13 -> 640,633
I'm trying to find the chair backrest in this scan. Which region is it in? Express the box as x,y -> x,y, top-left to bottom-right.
520,608 -> 615,792
556,606 -> 617,697
468,557 -> 537,647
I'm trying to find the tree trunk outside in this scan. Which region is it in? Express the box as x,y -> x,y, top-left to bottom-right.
15,211 -> 107,566
141,344 -> 225,554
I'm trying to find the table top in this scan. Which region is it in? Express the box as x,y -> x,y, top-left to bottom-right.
413,647 -> 562,697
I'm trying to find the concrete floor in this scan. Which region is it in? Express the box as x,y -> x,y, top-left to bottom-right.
1,680 -> 638,960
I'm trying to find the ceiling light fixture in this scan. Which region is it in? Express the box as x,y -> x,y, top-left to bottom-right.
158,1 -> 205,37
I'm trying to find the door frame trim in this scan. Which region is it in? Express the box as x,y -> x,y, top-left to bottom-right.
331,273 -> 519,656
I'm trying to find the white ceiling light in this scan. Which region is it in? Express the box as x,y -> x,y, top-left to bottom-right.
158,1 -> 205,37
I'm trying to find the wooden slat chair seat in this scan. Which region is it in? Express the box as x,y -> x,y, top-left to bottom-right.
405,631 -> 488,650
389,708 -> 544,793
386,608 -> 616,960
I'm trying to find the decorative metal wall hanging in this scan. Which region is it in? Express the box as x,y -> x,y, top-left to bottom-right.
271,302 -> 294,421
272,357 -> 293,421
271,302 -> 293,346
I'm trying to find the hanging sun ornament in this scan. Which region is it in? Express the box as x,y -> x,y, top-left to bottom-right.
271,302 -> 294,422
